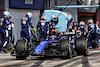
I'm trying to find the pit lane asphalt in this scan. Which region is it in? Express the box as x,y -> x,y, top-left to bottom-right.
0,48 -> 100,67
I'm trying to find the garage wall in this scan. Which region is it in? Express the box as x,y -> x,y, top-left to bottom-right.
97,7 -> 100,22
78,16 -> 94,24
57,0 -> 78,22
9,8 -> 40,44
48,0 -> 78,22
0,0 -> 5,18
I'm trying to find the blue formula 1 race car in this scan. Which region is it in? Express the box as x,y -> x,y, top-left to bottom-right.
32,27 -> 88,59
11,10 -> 88,59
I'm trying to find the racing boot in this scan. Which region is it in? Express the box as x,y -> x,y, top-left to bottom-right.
87,42 -> 92,49
1,51 -> 4,54
4,48 -> 8,53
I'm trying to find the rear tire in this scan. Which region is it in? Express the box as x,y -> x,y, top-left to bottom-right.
76,38 -> 88,56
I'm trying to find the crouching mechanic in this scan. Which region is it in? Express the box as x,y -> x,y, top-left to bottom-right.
88,19 -> 98,48
37,15 -> 50,40
77,21 -> 87,38
21,12 -> 36,45
0,11 -> 12,54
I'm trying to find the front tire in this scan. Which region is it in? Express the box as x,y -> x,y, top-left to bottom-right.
60,39 -> 72,59
16,40 -> 28,60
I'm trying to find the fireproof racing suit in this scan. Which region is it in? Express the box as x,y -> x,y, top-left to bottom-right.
0,17 -> 12,52
21,17 -> 34,42
77,25 -> 87,38
88,23 -> 98,47
37,20 -> 50,40
67,20 -> 77,50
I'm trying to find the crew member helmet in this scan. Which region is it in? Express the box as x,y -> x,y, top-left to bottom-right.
3,11 -> 10,19
26,12 -> 33,19
88,19 -> 93,24
51,14 -> 58,21
41,15 -> 46,20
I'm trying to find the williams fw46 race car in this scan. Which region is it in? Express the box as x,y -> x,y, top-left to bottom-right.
11,28 -> 88,60
33,29 -> 88,58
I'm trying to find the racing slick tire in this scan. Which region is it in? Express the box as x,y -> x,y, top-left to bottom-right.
60,39 -> 69,52
16,40 -> 27,60
76,38 -> 88,56
16,40 -> 26,53
60,39 -> 72,59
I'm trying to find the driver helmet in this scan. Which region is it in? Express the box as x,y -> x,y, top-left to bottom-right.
51,29 -> 58,35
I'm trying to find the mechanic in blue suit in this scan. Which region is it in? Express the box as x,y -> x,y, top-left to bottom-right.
37,15 -> 50,40
48,14 -> 59,40
21,12 -> 36,44
67,19 -> 77,51
49,14 -> 58,30
95,21 -> 100,45
67,19 -> 77,32
0,11 -> 12,54
96,21 -> 100,38
77,21 -> 87,38
88,19 -> 98,48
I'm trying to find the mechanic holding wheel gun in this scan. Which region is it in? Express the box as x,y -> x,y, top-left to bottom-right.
21,12 -> 36,45
87,19 -> 98,48
0,11 -> 12,54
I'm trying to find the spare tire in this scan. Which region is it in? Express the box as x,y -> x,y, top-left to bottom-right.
76,38 -> 88,56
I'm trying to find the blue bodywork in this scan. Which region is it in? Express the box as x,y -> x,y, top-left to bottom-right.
34,10 -> 73,54
34,40 -> 57,54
